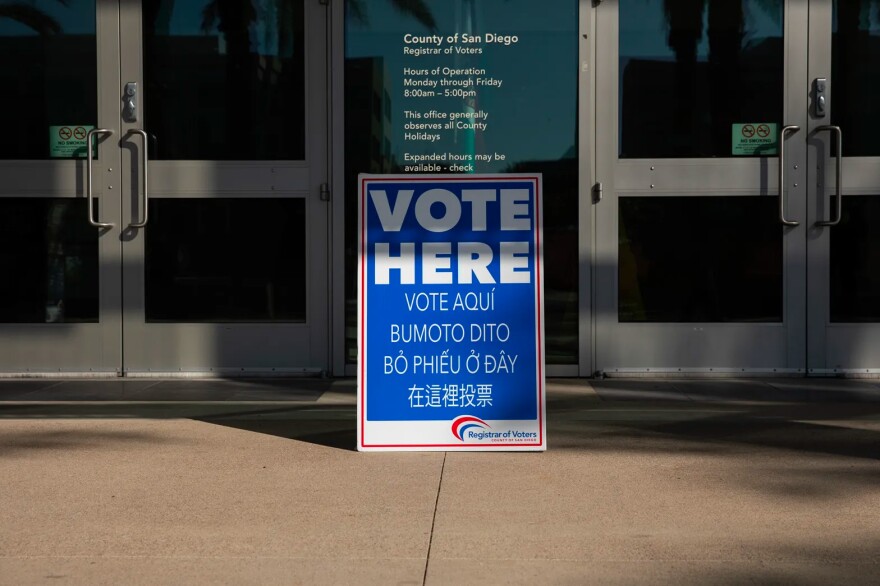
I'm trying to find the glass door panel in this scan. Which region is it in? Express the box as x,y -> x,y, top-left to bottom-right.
617,0 -> 784,159
144,199 -> 307,323
142,0 -> 306,161
618,196 -> 783,324
831,0 -> 880,158
830,197 -> 880,323
0,199 -> 99,323
0,0 -> 97,159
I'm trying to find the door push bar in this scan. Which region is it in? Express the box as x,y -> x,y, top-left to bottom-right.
815,125 -> 843,227
128,129 -> 149,228
778,125 -> 800,227
86,128 -> 115,228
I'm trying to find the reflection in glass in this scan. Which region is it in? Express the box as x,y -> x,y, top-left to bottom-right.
619,197 -> 782,322
0,199 -> 99,322
831,197 -> 880,322
619,0 -> 783,158
344,0 -> 578,363
832,1 -> 880,157
0,0 -> 96,159
143,0 -> 305,160
145,199 -> 306,322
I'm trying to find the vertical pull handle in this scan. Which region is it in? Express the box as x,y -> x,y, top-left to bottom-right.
86,128 -> 115,228
815,125 -> 843,227
778,125 -> 800,227
128,129 -> 149,228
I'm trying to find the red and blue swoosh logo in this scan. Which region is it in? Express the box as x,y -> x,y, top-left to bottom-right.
451,416 -> 490,441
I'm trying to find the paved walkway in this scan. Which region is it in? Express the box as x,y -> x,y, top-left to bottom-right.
1,378 -> 879,585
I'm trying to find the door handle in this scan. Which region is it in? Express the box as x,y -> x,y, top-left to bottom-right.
128,129 -> 149,228
123,82 -> 138,122
814,78 -> 827,118
778,125 -> 800,227
86,128 -> 115,228
815,125 -> 843,227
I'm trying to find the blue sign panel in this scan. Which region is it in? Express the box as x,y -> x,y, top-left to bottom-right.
358,174 -> 546,451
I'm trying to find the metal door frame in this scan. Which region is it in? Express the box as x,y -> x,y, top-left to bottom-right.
579,0 -> 595,377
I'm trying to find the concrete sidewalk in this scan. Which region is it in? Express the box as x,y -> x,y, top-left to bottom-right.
1,378 -> 879,585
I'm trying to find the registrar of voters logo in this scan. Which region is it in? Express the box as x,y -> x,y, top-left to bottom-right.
451,415 -> 540,444
357,174 -> 546,452
451,416 -> 490,441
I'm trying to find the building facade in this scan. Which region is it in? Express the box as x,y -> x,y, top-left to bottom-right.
1,0 -> 878,377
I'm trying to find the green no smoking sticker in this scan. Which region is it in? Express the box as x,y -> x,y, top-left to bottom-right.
49,125 -> 96,158
732,123 -> 778,156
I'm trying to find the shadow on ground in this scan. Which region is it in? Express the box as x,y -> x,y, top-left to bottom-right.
2,377 -> 880,461
194,406 -> 358,451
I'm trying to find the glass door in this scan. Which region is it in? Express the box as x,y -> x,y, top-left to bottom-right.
595,0 -> 880,376
0,0 -> 123,373
0,0 -> 329,375
118,0 -> 329,375
806,0 -> 880,374
594,0 -> 809,374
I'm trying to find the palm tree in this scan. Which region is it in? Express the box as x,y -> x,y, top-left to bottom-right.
662,0 -> 780,154
0,0 -> 67,35
833,0 -> 878,155
661,0 -> 879,156
348,0 -> 436,31
188,0 -> 436,158
197,0 -> 438,52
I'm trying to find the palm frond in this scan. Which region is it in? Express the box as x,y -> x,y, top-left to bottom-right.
387,0 -> 437,31
201,1 -> 218,32
347,0 -> 436,31
0,3 -> 62,35
750,0 -> 782,25
347,0 -> 368,25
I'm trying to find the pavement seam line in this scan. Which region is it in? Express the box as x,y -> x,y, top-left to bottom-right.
423,451 -> 447,586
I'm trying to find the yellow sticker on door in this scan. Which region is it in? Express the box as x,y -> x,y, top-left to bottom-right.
49,125 -> 95,158
732,123 -> 778,156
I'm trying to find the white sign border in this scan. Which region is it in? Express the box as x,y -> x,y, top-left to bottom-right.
357,173 -> 546,452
